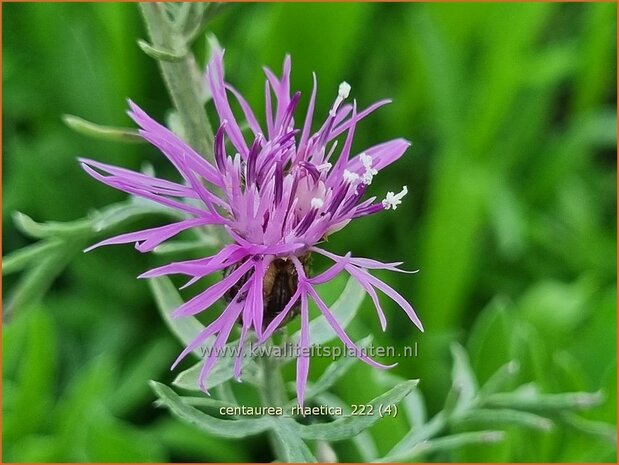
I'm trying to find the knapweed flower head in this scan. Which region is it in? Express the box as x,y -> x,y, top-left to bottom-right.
81,49 -> 423,406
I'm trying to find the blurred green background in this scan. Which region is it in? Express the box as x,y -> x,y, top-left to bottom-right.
3,2 -> 617,462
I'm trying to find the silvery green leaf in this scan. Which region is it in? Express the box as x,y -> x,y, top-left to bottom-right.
484,387 -> 603,411
373,370 -> 427,429
153,238 -> 219,254
13,212 -> 91,239
270,418 -> 317,463
447,343 -> 478,412
148,276 -> 204,352
150,381 -> 270,438
560,412 -> 617,443
92,201 -> 181,232
292,276 -> 365,346
451,408 -> 553,431
137,39 -> 186,62
314,392 -> 379,462
377,430 -> 505,462
154,395 -> 237,412
384,412 -> 447,459
172,353 -> 259,392
3,239 -> 64,275
479,360 -> 520,397
294,380 -> 418,441
63,114 -> 144,143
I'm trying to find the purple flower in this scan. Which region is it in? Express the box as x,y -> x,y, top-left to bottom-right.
81,50 -> 423,406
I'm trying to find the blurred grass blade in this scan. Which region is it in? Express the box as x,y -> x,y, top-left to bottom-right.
446,343 -> 478,412
5,241 -> 86,321
292,276 -> 365,346
63,114 -> 144,143
295,380 -> 418,441
111,339 -> 176,416
150,381 -> 271,438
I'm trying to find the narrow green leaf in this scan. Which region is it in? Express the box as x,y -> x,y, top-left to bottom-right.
13,211 -> 91,239
373,370 -> 427,429
560,412 -> 617,443
378,430 -> 505,462
270,418 -> 317,462
156,395 -> 238,411
150,381 -> 271,438
314,392 -> 379,462
153,238 -> 219,254
63,114 -> 144,143
479,360 -> 520,398
2,239 -> 64,275
91,200 -> 181,232
292,276 -> 365,346
294,380 -> 418,441
148,276 -> 204,352
172,355 -> 259,392
484,386 -> 603,411
385,410 -> 449,459
447,343 -> 478,412
451,408 -> 553,431
137,39 -> 187,62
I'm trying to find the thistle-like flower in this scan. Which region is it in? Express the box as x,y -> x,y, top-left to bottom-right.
80,50 -> 423,406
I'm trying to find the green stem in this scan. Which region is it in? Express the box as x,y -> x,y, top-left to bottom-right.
258,351 -> 289,461
139,3 -> 214,160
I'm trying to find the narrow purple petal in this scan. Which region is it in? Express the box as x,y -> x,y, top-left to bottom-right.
225,84 -> 263,137
84,218 -> 217,253
205,50 -> 249,155
198,297 -> 245,393
296,290 -> 310,407
347,265 -> 424,332
306,285 -> 396,369
172,259 -> 254,318
347,138 -> 411,174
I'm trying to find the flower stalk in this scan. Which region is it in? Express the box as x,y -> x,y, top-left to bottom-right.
139,3 -> 214,158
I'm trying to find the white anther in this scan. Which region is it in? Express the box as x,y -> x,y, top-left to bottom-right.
360,153 -> 372,169
311,197 -> 324,209
317,162 -> 333,172
361,171 -> 375,185
330,82 -> 352,116
343,169 -> 360,183
358,153 -> 378,185
338,81 -> 351,99
382,186 -> 408,210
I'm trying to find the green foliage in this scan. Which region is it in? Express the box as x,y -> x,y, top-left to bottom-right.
3,1 -> 616,462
